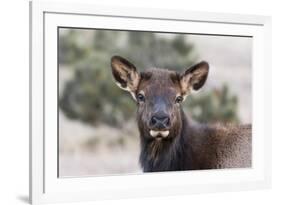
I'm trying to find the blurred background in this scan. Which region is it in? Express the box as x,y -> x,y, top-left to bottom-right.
58,28 -> 252,177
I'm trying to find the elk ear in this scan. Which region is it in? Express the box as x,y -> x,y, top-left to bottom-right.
111,56 -> 140,93
180,61 -> 209,95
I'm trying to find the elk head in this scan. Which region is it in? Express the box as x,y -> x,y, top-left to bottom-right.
111,56 -> 209,140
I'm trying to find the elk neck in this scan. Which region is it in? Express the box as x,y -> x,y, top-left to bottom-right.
139,109 -> 194,172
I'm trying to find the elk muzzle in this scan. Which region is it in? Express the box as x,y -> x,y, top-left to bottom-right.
149,113 -> 171,138
149,115 -> 170,129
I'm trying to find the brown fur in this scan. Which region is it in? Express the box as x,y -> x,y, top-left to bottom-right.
187,122 -> 252,169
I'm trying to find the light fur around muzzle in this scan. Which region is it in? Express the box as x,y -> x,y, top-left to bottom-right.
149,130 -> 169,138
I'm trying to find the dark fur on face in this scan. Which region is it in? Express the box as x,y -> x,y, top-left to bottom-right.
136,69 -> 183,140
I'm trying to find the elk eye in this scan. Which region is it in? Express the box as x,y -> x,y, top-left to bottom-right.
175,96 -> 183,104
137,93 -> 145,102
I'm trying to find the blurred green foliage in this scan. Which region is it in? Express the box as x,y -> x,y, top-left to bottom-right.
184,84 -> 239,123
59,29 -> 239,126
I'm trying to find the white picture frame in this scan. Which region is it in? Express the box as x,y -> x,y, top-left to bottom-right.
29,1 -> 272,204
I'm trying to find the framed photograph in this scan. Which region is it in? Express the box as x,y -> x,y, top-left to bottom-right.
30,1 -> 271,204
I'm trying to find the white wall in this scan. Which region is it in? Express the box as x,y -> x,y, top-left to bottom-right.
0,0 -> 279,204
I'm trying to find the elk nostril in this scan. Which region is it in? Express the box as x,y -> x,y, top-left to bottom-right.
150,116 -> 157,126
163,117 -> 170,127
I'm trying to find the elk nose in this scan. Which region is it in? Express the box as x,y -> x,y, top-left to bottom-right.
150,115 -> 170,129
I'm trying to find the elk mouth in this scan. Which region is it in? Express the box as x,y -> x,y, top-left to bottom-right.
149,130 -> 170,139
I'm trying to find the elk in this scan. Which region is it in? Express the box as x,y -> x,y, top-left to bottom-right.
111,56 -> 252,172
